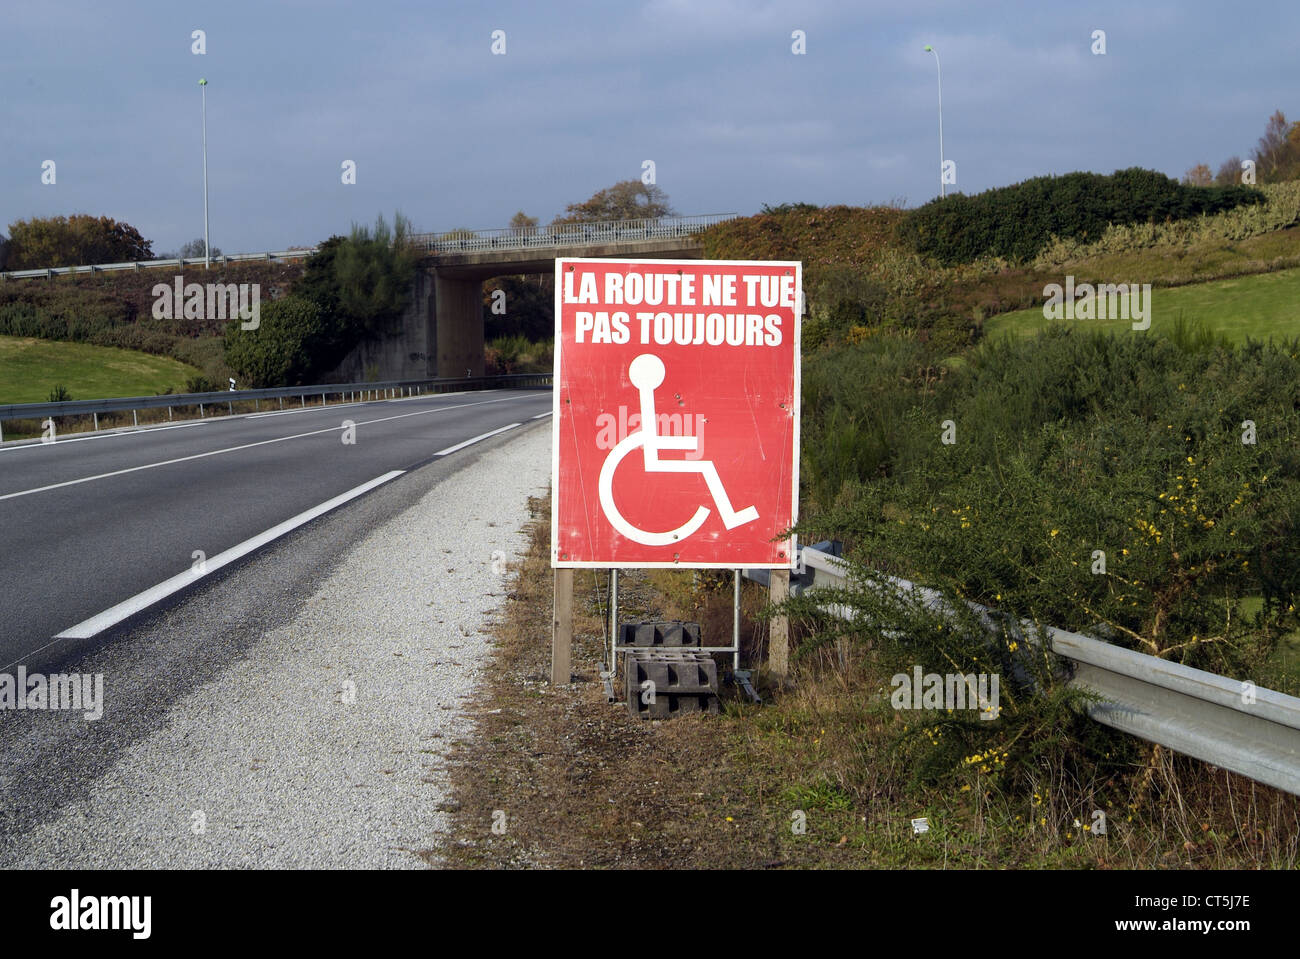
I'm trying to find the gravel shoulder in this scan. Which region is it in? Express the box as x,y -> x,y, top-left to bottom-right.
1,421 -> 552,869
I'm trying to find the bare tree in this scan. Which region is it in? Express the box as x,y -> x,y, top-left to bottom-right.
1214,156 -> 1243,187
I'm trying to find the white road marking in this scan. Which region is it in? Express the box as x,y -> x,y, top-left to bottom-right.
435,423 -> 520,455
0,417 -> 215,453
0,395 -> 531,502
47,471 -> 407,643
531,411 -> 552,419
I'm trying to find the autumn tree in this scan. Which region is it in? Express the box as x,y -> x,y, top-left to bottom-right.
5,214 -> 153,269
1252,110 -> 1300,183
509,211 -> 539,235
1182,163 -> 1212,186
0,232 -> 9,271
551,180 -> 675,225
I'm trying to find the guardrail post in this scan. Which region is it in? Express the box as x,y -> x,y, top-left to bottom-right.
168,406 -> 173,421
199,403 -> 204,418
228,400 -> 233,415
279,397 -> 283,410
132,409 -> 138,427
769,570 -> 790,683
93,412 -> 99,431
552,568 -> 574,686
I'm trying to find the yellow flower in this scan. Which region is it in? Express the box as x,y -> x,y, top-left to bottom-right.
1050,529 -> 1059,538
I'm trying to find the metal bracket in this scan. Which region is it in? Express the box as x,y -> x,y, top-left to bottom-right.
732,669 -> 762,704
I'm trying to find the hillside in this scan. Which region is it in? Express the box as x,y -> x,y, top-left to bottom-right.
0,259 -> 307,385
985,264 -> 1300,343
0,334 -> 200,404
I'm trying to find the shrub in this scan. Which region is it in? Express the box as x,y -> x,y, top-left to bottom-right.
223,295 -> 324,387
184,375 -> 221,394
899,168 -> 1266,265
796,327 -> 1300,792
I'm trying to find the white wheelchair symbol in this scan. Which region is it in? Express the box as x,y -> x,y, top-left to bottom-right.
598,354 -> 758,547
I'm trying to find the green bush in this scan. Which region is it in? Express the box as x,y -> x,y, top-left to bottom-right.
900,168 -> 1266,265
184,374 -> 221,394
796,327 -> 1300,792
223,295 -> 324,387
290,213 -> 418,380
804,265 -> 890,349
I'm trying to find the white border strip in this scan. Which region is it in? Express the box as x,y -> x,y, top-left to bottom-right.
435,423 -> 520,456
50,470 -> 405,641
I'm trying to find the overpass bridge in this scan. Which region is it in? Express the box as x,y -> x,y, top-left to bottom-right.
338,213 -> 737,381
0,213 -> 740,382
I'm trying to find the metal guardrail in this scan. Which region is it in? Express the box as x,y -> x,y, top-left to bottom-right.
409,213 -> 738,255
751,545 -> 1300,797
0,249 -> 319,282
0,373 -> 552,436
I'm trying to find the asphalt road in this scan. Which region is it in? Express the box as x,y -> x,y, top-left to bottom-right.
0,388 -> 552,671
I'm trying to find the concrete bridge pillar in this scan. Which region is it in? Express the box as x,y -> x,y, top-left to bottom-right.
434,274 -> 484,378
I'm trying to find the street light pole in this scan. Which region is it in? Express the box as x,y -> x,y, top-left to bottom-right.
924,45 -> 945,199
200,78 -> 210,269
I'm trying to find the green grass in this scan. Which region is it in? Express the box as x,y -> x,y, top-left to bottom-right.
985,266 -> 1300,344
0,335 -> 200,404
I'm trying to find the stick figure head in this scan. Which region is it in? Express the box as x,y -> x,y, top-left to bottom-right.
628,353 -> 665,391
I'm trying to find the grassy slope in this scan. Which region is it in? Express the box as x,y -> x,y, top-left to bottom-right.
0,335 -> 199,404
984,265 -> 1300,343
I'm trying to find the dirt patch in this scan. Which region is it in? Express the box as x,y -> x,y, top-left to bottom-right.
430,493 -> 831,869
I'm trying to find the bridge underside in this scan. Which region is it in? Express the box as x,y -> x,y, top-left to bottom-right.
327,238 -> 705,382
427,238 -> 703,379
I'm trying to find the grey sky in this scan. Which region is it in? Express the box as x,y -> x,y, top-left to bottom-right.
1,0 -> 1294,254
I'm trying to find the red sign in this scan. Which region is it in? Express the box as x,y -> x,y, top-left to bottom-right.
551,257 -> 801,569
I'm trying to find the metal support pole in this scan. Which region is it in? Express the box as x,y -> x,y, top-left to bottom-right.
199,403 -> 204,418
133,409 -> 138,427
168,406 -> 173,421
93,412 -> 99,431
609,569 -> 619,674
278,397 -> 283,410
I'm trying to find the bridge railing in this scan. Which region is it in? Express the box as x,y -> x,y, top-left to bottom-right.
0,215 -> 741,280
409,213 -> 739,255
